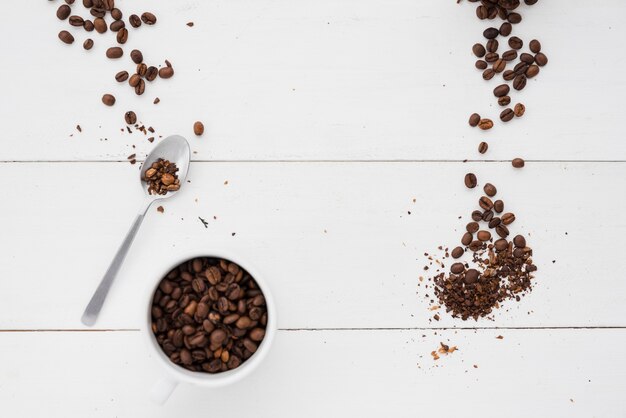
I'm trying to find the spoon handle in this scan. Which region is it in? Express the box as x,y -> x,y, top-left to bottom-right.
81,212 -> 146,326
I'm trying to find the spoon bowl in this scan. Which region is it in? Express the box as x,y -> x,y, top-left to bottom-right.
141,134 -> 191,199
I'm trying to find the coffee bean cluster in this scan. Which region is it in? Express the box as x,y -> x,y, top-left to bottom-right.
142,158 -> 181,195
151,257 -> 268,373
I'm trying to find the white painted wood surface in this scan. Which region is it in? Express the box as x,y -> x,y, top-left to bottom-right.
1,0 -> 626,416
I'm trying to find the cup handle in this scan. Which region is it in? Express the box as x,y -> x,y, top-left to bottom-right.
150,376 -> 179,405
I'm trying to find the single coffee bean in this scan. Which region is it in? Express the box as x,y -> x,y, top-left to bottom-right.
486,39 -> 499,53
131,49 -> 143,64
514,103 -> 525,117
499,22 -> 512,36
469,113 -> 481,127
102,93 -> 116,106
512,158 -> 525,168
520,53 -> 535,64
116,27 -> 128,44
483,69 -> 496,80
111,8 -> 123,20
56,4 -> 71,20
503,70 -> 516,81
529,39 -> 541,53
525,64 -> 540,78
478,119 -> 493,130
83,19 -> 94,31
469,240 -> 483,252
513,235 -> 526,248
58,30 -> 74,44
496,7 -> 507,20
141,12 -> 157,25
125,111 -> 137,125
535,52 -> 548,66
496,224 -> 510,238
498,95 -> 511,106
483,27 -> 499,39
513,74 -> 527,90
129,14 -> 141,27
508,36 -> 523,50
501,213 -> 516,225
115,70 -> 129,82
102,0 -> 114,11
135,79 -> 145,95
502,50 -> 517,61
471,210 -> 482,222
69,15 -> 84,26
146,66 -> 158,81
249,328 -> 265,342
477,230 -> 491,242
482,210 -> 494,222
451,263 -> 465,274
483,183 -> 497,197
106,47 -> 123,59
83,39 -> 94,50
484,52 -> 499,63
494,238 -> 508,251
492,59 -> 506,73
478,142 -> 488,154
194,121 -> 205,136
464,269 -> 479,284
464,173 -> 477,189
507,12 -> 522,24
110,20 -> 125,32
500,108 -> 514,122
83,0 -> 93,6
466,222 -> 480,234
461,232 -> 473,246
94,17 -> 107,33
472,43 -> 486,57
493,84 -> 510,97
159,66 -> 174,79
494,200 -> 504,213
476,5 -> 489,19
479,196 -> 494,211
475,60 -> 488,70
488,217 -> 501,228
129,74 -> 141,87
137,63 -> 147,77
451,247 -> 464,259
91,8 -> 105,18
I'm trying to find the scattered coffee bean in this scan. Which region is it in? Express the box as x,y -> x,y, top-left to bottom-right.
451,263 -> 465,274
483,183 -> 497,197
69,15 -> 84,26
483,27 -> 499,39
535,52 -> 548,66
475,60 -> 488,70
484,52 -> 499,63
520,53 -> 535,64
502,70 -> 516,81
141,12 -> 157,25
129,14 -> 141,27
478,119 -> 493,130
482,210 -> 494,222
125,111 -> 137,125
493,84 -> 510,97
102,93 -> 116,106
529,39 -> 541,53
499,22 -> 512,36
159,66 -> 174,79
513,74 -> 527,90
477,230 -> 491,242
451,247 -> 464,259
492,59 -> 506,73
495,224 -> 509,238
137,63 -> 148,77
472,43 -> 486,57
464,173 -> 478,189
116,27 -> 128,44
106,47 -> 123,59
498,95 -> 511,106
83,19 -> 94,31
514,103 -> 525,117
111,8 -> 123,20
478,142 -> 488,154
131,49 -> 143,64
486,39 -> 499,53
502,50 -> 517,61
501,213 -> 516,225
56,4 -> 71,20
512,158 -> 525,168
94,17 -> 107,33
110,20 -> 125,32
466,222 -> 480,234
461,232 -> 473,246
507,12 -> 522,24
83,39 -> 94,50
525,64 -> 540,78
508,36 -> 523,50
194,121 -> 205,136
500,108 -> 514,122
469,113 -> 481,127
483,69 -> 496,80
488,217 -> 501,229
146,66 -> 158,81
129,73 -> 141,87
494,200 -> 504,213
513,235 -> 526,248
58,30 -> 74,44
115,70 -> 129,82
135,78 -> 145,95
479,196 -> 493,211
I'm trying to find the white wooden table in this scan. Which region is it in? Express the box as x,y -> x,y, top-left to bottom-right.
2,0 -> 626,416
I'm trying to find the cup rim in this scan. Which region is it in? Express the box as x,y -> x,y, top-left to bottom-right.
142,249 -> 276,387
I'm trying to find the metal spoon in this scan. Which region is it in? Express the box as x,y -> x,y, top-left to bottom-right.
81,135 -> 191,326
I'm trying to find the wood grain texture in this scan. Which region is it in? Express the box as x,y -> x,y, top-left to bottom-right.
0,0 -> 625,161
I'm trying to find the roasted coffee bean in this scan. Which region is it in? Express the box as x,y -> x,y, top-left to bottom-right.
493,84 -> 510,97
106,47 -> 123,59
494,200 -> 504,213
502,50 -> 517,61
194,121 -> 205,136
477,230 -> 491,242
492,59 -> 506,73
464,173 -> 477,189
90,8 -> 105,18
512,158 -> 525,168
83,19 -> 94,31
507,12 -> 522,23
486,39 -> 499,53
102,93 -> 116,106
137,63 -> 147,77
129,73 -> 141,87
500,108 -> 514,122
475,60 -> 488,70
464,269 -> 479,284
451,262 -> 465,274
83,39 -> 94,50
478,142 -> 488,154
479,196 -> 494,211
83,0 -> 93,6
520,53 -> 535,64
58,30 -> 74,44
129,14 -> 141,28
535,52 -> 548,66
501,213 -> 516,225
513,74 -> 527,90
529,39 -> 541,53
141,12 -> 157,25
146,66 -> 158,81
135,78 -> 145,95
115,70 -> 129,82
131,49 -> 143,64
461,232 -> 473,246
478,119 -> 493,130
451,246 -> 464,259
488,217 -> 501,228
494,238 -> 508,251
502,70 -> 516,81
471,210 -> 483,222
159,66 -> 174,79
483,27 -> 499,39
249,328 -> 265,342
499,22 -> 512,36
69,15 -> 84,26
483,183 -> 497,197
111,8 -> 123,20
508,36 -> 523,50
56,4 -> 71,20
466,222 -> 480,234
484,52 -> 499,63
513,235 -> 526,248
469,113 -> 481,127
124,111 -> 137,124
496,224 -> 510,238
525,64 -> 540,78
514,103 -> 525,117
110,20 -> 125,32
498,95 -> 511,106
483,69 -> 496,80
472,43 -> 486,57
116,27 -> 128,44
469,240 -> 483,252
94,17 -> 107,33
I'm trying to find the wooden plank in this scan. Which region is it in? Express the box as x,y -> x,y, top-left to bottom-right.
0,329 -> 623,416
1,0 -> 625,161
1,161 -> 625,329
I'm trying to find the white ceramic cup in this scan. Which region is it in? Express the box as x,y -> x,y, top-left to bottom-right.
143,251 -> 276,404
